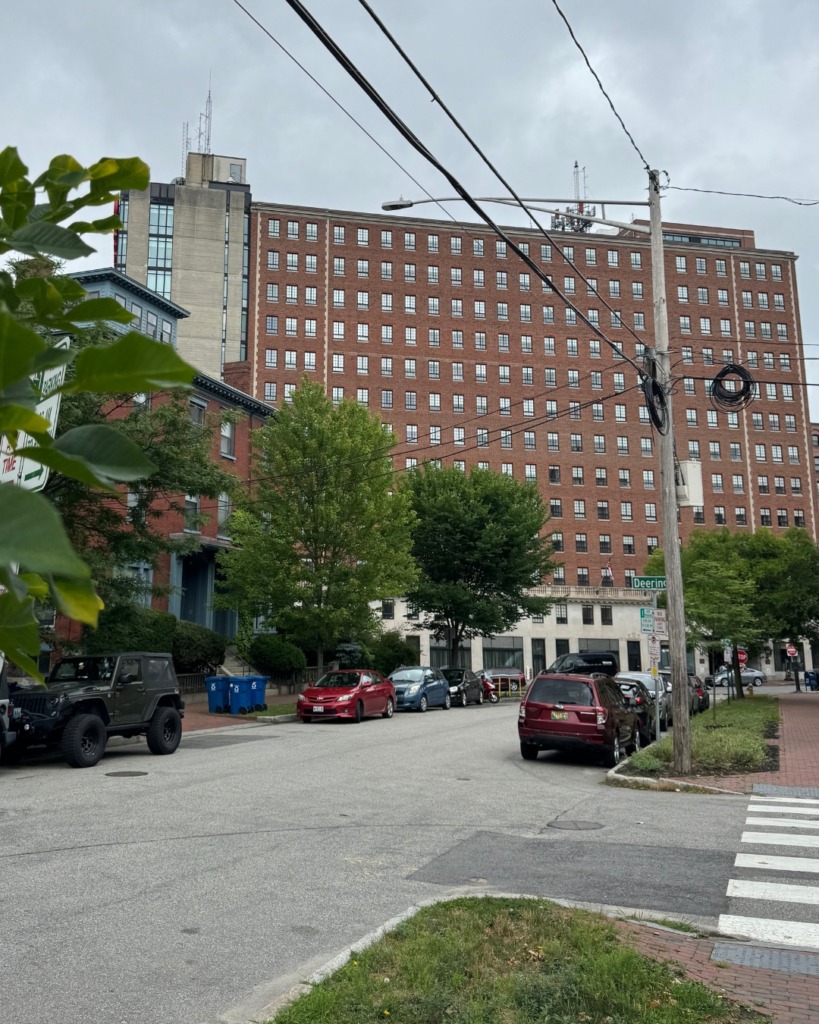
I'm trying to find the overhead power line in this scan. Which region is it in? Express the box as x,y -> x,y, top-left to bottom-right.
666,185 -> 819,207
548,0 -> 651,172
353,0 -> 651,355
247,0 -> 648,381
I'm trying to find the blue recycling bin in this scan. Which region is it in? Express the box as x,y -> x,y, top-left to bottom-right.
206,676 -> 231,714
229,677 -> 255,715
247,675 -> 269,711
806,671 -> 818,692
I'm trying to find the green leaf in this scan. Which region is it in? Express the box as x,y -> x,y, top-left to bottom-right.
17,424 -> 157,489
63,297 -> 134,325
63,332 -> 194,394
0,146 -> 27,188
0,404 -> 50,435
49,574 -> 104,627
7,221 -> 95,260
0,177 -> 36,233
68,214 -> 122,235
0,592 -> 42,670
0,310 -> 45,389
0,485 -> 90,578
87,156 -> 149,192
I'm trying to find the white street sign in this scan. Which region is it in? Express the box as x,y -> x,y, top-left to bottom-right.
653,609 -> 668,638
648,635 -> 661,666
1,341 -> 68,492
640,608 -> 654,634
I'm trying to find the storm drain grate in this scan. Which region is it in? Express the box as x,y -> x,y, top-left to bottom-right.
545,820 -> 604,831
712,942 -> 819,976
752,784 -> 819,799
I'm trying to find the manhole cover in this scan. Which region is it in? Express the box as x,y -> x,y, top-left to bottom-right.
546,820 -> 603,831
105,771 -> 148,778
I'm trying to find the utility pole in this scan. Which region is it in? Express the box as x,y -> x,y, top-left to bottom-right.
649,170 -> 691,773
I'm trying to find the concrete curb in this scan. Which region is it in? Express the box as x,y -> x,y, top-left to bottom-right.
254,714 -> 298,725
605,757 -> 744,796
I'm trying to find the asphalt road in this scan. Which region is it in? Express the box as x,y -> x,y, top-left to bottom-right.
1,702 -> 751,1024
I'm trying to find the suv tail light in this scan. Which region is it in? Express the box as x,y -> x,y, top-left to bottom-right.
518,703 -> 526,721
595,706 -> 607,726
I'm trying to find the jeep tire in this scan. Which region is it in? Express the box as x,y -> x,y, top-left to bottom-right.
61,714 -> 107,768
146,706 -> 182,755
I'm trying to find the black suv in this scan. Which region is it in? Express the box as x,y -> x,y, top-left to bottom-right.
4,653 -> 185,769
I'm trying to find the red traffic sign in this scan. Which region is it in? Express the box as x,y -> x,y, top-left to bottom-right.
737,649 -> 748,666
786,643 -> 798,658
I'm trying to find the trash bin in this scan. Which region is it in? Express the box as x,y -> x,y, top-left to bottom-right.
806,671 -> 818,692
247,675 -> 269,711
229,677 -> 255,715
206,676 -> 231,714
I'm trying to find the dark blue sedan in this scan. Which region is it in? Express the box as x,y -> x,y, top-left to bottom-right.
388,666 -> 451,712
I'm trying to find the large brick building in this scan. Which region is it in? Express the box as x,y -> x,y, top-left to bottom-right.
116,156 -> 816,675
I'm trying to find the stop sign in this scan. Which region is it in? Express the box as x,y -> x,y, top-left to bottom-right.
786,643 -> 798,658
737,649 -> 748,666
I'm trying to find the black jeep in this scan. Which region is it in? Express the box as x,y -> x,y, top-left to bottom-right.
5,652 -> 185,769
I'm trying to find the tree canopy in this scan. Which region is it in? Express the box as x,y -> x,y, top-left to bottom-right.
645,526 -> 819,696
217,380 -> 417,672
401,465 -> 556,662
0,148 -> 193,677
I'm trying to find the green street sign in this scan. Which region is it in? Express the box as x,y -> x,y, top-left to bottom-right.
632,575 -> 667,591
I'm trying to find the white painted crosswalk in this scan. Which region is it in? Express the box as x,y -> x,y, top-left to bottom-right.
719,795 -> 819,950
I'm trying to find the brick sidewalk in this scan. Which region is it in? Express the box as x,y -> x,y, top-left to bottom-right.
669,691 -> 819,794
617,919 -> 819,1024
181,691 -> 297,732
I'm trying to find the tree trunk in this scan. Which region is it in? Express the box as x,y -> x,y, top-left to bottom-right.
449,625 -> 459,667
732,652 -> 745,700
316,643 -> 324,676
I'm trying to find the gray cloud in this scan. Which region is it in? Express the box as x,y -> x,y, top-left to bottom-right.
8,0 -> 819,413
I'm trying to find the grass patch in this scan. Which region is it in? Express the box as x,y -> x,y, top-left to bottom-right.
629,697 -> 779,777
268,897 -> 762,1024
252,704 -> 297,718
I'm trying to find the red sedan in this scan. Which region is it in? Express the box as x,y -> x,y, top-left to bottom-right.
296,670 -> 396,723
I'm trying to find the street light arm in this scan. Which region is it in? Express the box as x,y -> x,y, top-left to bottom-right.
382,194 -> 648,211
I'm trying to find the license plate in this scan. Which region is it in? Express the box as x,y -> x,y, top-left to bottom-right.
312,706 -> 324,713
551,711 -> 569,720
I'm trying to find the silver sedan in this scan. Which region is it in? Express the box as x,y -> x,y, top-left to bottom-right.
615,672 -> 672,730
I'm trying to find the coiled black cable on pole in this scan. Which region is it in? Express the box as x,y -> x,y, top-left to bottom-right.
710,363 -> 756,412
641,346 -> 669,434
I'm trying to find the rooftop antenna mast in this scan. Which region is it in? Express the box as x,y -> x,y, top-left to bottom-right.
551,160 -> 597,233
196,77 -> 213,154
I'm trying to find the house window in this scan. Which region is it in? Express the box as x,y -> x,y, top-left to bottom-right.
220,420 -> 235,458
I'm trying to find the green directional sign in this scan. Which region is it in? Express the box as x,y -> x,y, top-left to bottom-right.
632,575 -> 667,591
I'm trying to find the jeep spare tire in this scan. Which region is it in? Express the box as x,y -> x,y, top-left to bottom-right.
61,714 -> 107,769
146,707 -> 182,755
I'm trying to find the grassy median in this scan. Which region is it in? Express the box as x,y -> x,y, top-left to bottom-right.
629,695 -> 779,776
268,897 -> 761,1024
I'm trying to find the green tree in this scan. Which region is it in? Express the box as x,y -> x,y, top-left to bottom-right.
370,629 -> 419,676
0,148 -> 193,677
401,465 -> 556,664
43,327 -> 239,616
218,380 -> 417,673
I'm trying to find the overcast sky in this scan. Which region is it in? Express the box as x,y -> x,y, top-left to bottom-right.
8,0 -> 819,416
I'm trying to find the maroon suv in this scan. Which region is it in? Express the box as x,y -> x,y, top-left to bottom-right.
518,673 -> 638,767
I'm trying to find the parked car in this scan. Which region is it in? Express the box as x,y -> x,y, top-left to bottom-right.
4,653 -> 184,768
708,667 -> 767,688
388,666 -> 451,712
658,669 -> 701,716
615,676 -> 659,742
544,651 -> 620,677
615,671 -> 671,730
296,670 -> 395,723
441,667 -> 484,706
518,672 -> 638,767
481,666 -> 527,697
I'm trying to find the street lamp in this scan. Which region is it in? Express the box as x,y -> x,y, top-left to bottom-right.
381,178 -> 692,771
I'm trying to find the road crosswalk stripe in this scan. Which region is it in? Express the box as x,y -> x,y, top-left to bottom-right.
750,796 -> 819,805
747,816 -> 819,829
736,853 -> 819,873
718,915 -> 819,950
742,832 -> 819,848
742,805 -> 819,815
727,879 -> 819,904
